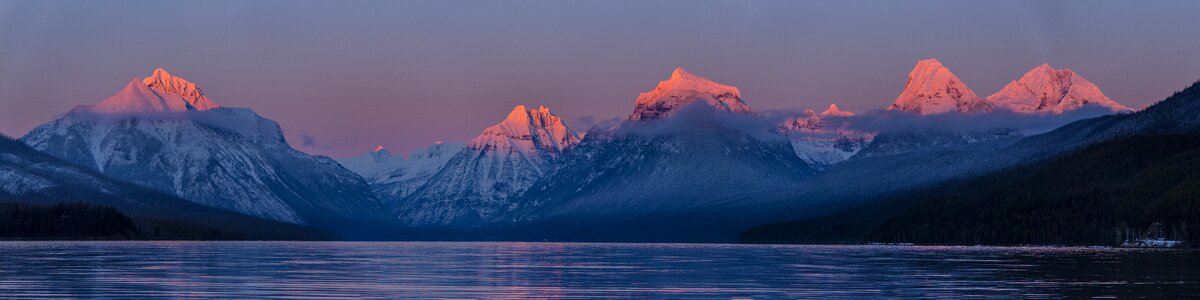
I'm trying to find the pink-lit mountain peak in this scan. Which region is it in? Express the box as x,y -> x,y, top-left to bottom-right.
987,63 -> 1132,113
821,104 -> 854,117
142,68 -> 220,111
85,78 -> 195,113
502,105 -> 550,126
79,68 -> 219,114
887,58 -> 989,115
629,67 -> 752,121
469,105 -> 581,156
365,145 -> 393,162
663,67 -> 735,91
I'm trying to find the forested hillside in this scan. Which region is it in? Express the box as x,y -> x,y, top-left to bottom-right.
0,202 -> 138,239
743,135 -> 1200,246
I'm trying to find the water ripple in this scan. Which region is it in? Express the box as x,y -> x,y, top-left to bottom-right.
0,242 -> 1196,298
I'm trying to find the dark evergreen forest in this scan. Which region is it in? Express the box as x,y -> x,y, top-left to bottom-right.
742,135 -> 1200,246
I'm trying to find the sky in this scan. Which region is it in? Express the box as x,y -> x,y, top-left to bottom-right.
1,0 -> 1198,157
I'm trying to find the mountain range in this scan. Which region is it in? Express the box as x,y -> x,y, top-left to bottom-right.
888,58 -> 1131,115
19,69 -> 393,238
8,59 -> 1187,244
741,81 -> 1200,246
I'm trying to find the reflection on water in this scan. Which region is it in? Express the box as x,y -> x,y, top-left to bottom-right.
0,242 -> 1196,298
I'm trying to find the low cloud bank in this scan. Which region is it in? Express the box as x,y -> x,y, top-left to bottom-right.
763,104 -> 1117,136
62,107 -> 285,141
616,102 -> 791,141
610,102 -> 1119,142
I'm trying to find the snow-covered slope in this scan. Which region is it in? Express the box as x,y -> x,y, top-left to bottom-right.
888,58 -> 990,114
509,69 -> 814,241
629,68 -> 752,121
517,122 -> 814,211
0,135 -> 328,239
81,78 -> 195,113
396,105 -> 581,227
20,69 -> 388,230
338,142 -> 464,207
0,135 -> 116,199
779,105 -> 872,169
987,64 -> 1132,113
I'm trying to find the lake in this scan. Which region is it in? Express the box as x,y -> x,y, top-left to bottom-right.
0,242 -> 1196,298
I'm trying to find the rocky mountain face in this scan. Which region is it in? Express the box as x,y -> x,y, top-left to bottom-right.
20,69 -> 389,234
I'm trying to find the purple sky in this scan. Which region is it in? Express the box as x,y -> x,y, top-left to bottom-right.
1,1 -> 1198,157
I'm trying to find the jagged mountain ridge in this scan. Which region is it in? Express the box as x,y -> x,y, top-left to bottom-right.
142,68 -> 220,111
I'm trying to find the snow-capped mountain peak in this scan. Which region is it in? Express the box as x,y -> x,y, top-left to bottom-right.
821,104 -> 855,117
73,68 -> 220,114
142,68 -> 220,111
629,67 -> 752,121
887,58 -> 989,115
987,63 -> 1132,113
469,105 -> 581,157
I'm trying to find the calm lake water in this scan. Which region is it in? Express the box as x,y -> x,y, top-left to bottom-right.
0,242 -> 1196,298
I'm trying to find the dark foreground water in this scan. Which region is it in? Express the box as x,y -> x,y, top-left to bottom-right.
0,242 -> 1196,298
